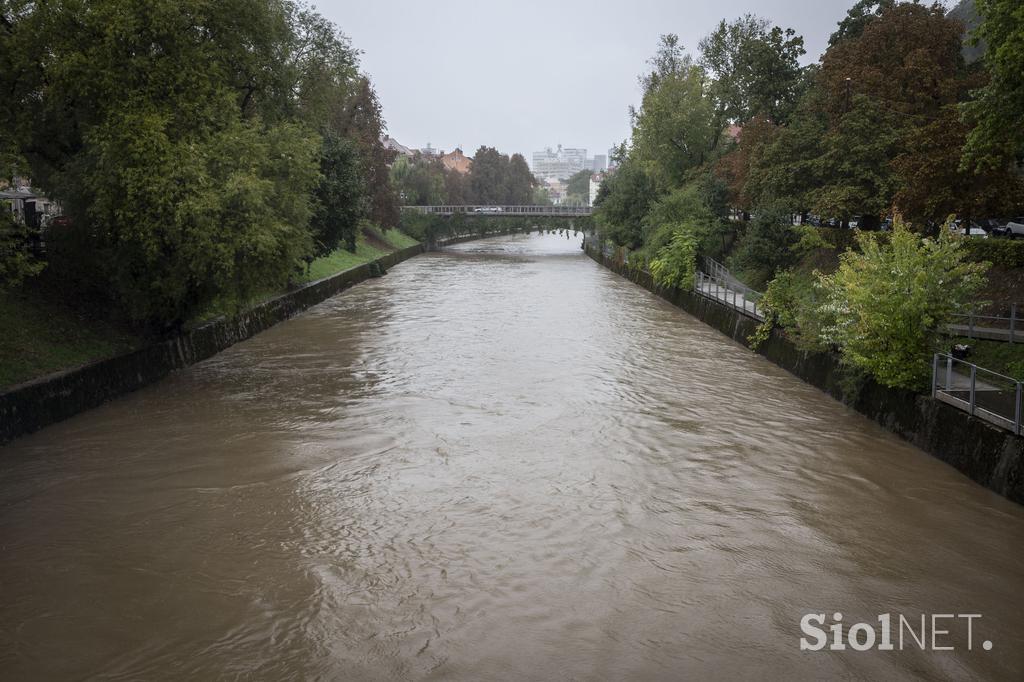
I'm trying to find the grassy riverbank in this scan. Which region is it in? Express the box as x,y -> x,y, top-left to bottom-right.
0,227 -> 418,390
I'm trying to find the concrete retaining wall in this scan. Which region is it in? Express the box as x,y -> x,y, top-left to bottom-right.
0,243 -> 425,445
586,244 -> 1024,504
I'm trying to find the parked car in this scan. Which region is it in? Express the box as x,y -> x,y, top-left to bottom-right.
950,221 -> 989,238
992,218 -> 1024,238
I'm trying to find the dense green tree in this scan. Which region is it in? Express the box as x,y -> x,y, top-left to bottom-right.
389,155 -> 445,206
468,146 -> 507,205
312,132 -> 367,254
827,0 -> 896,48
506,153 -> 536,205
894,106 -> 1024,224
961,0 -> 1024,173
744,94 -> 828,214
566,169 -> 593,205
809,95 -> 901,228
630,36 -> 717,189
0,0 -> 386,326
594,161 -> 658,248
698,15 -> 807,125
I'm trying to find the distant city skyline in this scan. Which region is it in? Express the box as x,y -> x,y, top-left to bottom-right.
314,0 -> 870,158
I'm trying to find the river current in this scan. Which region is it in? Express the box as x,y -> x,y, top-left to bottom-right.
2,232 -> 1023,680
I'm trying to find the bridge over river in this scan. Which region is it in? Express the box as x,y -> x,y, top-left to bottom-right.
1,232 -> 1023,679
402,204 -> 592,216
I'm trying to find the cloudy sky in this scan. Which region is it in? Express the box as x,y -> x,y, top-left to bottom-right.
313,0 -> 918,161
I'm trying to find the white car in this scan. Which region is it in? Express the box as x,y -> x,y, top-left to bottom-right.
472,206 -> 503,213
951,222 -> 989,238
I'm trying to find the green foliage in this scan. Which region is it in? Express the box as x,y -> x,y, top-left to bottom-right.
639,182 -> 727,262
649,228 -> 698,290
731,203 -> 800,281
961,238 -> 1024,268
749,268 -> 830,350
631,41 -> 717,188
0,211 -> 44,290
312,132 -> 367,254
698,15 -> 807,125
1,0 -> 399,327
809,95 -> 900,223
594,162 -> 658,248
961,0 -> 1024,173
566,169 -> 593,204
818,219 -> 989,390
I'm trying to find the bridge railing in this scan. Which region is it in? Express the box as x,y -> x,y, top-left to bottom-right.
932,353 -> 1022,434
402,205 -> 592,216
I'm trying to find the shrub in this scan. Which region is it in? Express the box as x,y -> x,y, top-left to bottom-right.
649,226 -> 698,290
0,213 -> 44,290
817,218 -> 989,390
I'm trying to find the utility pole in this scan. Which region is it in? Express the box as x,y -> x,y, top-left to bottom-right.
844,77 -> 852,114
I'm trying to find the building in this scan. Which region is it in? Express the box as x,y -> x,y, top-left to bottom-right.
0,184 -> 60,228
532,144 -> 590,181
381,135 -> 414,160
440,148 -> 472,174
589,173 -> 606,206
543,177 -> 568,205
590,154 -> 607,173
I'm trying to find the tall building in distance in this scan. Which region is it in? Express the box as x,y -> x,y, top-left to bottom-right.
531,145 -> 609,180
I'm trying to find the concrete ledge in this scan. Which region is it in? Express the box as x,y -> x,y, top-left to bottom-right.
0,243 -> 425,445
586,244 -> 1024,505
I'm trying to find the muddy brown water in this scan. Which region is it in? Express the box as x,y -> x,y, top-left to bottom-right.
2,233 -> 1023,680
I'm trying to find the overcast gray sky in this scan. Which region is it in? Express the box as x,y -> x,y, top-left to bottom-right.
313,0 -> 893,160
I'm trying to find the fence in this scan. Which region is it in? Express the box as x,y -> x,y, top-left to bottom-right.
694,257 -> 765,321
932,353 -> 1023,434
949,303 -> 1023,343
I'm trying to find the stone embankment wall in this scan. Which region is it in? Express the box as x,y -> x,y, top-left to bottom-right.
585,243 -> 1023,505
0,244 -> 425,445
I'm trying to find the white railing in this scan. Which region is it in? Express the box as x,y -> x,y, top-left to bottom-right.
932,353 -> 1023,434
694,257 -> 764,321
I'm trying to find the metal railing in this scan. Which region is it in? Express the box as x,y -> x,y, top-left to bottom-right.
932,353 -> 1023,434
402,205 -> 593,216
694,256 -> 765,321
949,303 -> 1023,343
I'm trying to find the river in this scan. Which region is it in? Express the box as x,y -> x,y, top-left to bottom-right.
2,232 -> 1023,680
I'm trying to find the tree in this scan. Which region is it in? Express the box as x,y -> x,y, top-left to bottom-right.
312,132 -> 367,254
961,0 -> 1024,173
1,1 -> 328,326
630,37 -> 717,188
594,162 -> 657,248
505,153 -> 535,205
744,93 -> 828,214
713,116 -> 779,212
389,154 -> 445,206
699,15 -> 807,125
731,202 -> 800,281
566,169 -> 593,205
827,0 -> 896,48
894,106 -> 1024,224
819,219 -> 988,390
809,94 -> 902,228
468,146 -> 508,205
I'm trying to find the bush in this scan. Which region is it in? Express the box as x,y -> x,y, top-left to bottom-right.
731,203 -> 800,282
0,213 -> 44,290
961,238 -> 1024,268
750,268 -> 831,350
818,219 -> 988,390
649,226 -> 698,290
